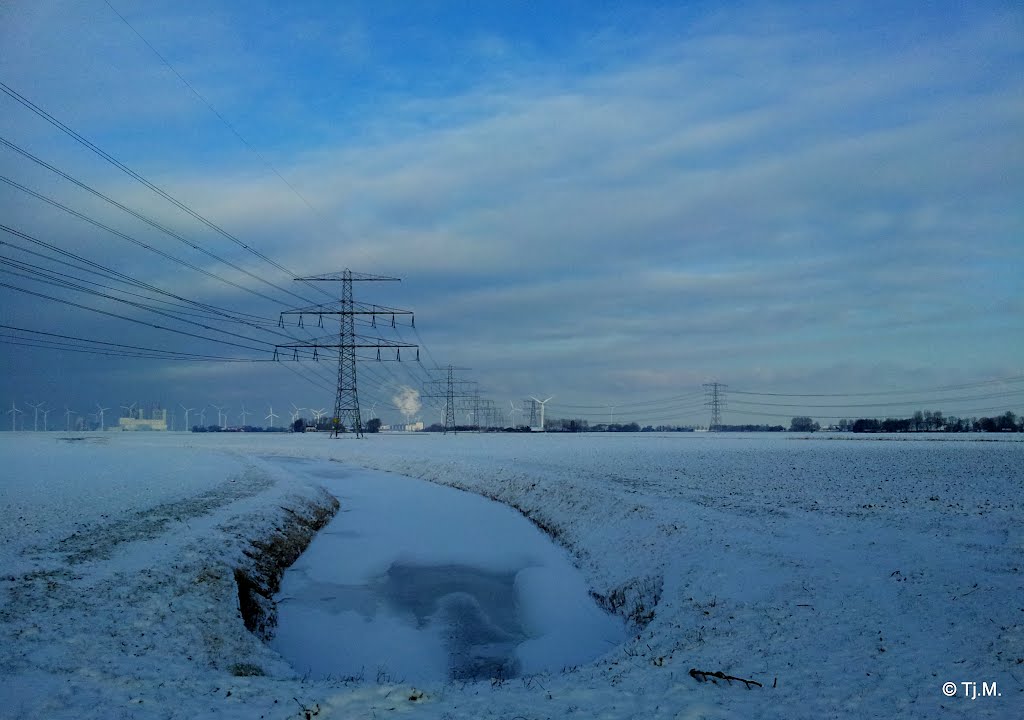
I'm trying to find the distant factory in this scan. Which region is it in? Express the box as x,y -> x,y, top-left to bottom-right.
118,403 -> 168,431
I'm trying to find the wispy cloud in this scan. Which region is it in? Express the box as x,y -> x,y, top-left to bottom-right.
1,1 -> 1021,419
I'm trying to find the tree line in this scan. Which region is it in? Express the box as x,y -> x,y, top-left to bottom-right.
792,410 -> 1022,433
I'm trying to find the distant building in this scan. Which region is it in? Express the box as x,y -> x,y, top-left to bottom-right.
381,421 -> 424,432
119,407 -> 167,431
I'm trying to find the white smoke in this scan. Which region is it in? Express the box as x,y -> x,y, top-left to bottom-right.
393,386 -> 422,422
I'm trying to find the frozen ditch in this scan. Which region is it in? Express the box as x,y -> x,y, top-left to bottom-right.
267,458 -> 626,682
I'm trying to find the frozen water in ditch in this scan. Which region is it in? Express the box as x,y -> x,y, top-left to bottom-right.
268,459 -> 626,681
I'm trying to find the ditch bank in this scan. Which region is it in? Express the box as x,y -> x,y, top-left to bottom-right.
233,490 -> 340,642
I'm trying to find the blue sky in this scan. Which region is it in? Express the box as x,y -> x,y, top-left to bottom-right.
1,0 -> 1022,428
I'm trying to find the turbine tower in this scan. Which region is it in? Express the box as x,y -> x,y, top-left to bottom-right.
26,401 -> 44,432
64,406 -> 76,432
8,401 -> 22,431
42,407 -> 51,432
509,400 -> 520,427
96,404 -> 109,431
266,405 -> 279,429
211,404 -> 224,429
529,396 -> 553,432
180,405 -> 195,431
239,404 -> 251,427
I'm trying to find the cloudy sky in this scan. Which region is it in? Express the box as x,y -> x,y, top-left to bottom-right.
1,0 -> 1022,429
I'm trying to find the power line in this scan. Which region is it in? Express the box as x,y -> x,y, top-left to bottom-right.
0,137 -> 311,306
0,325 -> 265,362
0,174 -> 290,308
728,389 -> 1024,410
100,0 -> 338,253
0,81 -> 325,303
0,280 -> 273,355
550,390 -> 705,411
0,249 -> 289,352
729,375 -> 1024,398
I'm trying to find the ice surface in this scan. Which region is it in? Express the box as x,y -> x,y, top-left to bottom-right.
269,461 -> 625,681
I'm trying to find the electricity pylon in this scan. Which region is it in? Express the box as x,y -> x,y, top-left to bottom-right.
274,269 -> 417,438
525,398 -> 538,427
423,365 -> 475,434
529,396 -> 553,431
703,382 -> 727,431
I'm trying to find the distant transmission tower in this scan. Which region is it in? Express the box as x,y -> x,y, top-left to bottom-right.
275,269 -> 417,438
525,398 -> 538,427
443,365 -> 457,432
703,382 -> 727,430
424,365 -> 474,434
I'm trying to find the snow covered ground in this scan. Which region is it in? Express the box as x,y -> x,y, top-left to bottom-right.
1,430 -> 1021,719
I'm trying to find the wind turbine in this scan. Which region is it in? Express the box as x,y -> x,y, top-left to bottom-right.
509,400 -> 520,427
211,404 -> 224,429
42,407 -> 51,432
180,405 -> 195,431
289,404 -> 304,424
199,407 -> 207,427
26,401 -> 44,432
120,402 -> 137,420
64,406 -> 76,432
529,396 -> 553,432
266,405 -> 279,429
239,404 -> 251,427
96,404 -> 109,431
8,401 -> 22,432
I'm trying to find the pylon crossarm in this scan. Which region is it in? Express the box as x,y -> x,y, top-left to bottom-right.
295,270 -> 401,282
274,340 -> 417,350
281,303 -> 413,317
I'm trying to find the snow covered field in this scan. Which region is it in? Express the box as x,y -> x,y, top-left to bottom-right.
1,431 -> 1021,719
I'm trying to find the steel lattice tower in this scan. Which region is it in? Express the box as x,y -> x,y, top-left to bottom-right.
703,382 -> 727,431
444,365 -> 457,433
274,270 -> 417,438
336,270 -> 359,437
423,365 -> 475,434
